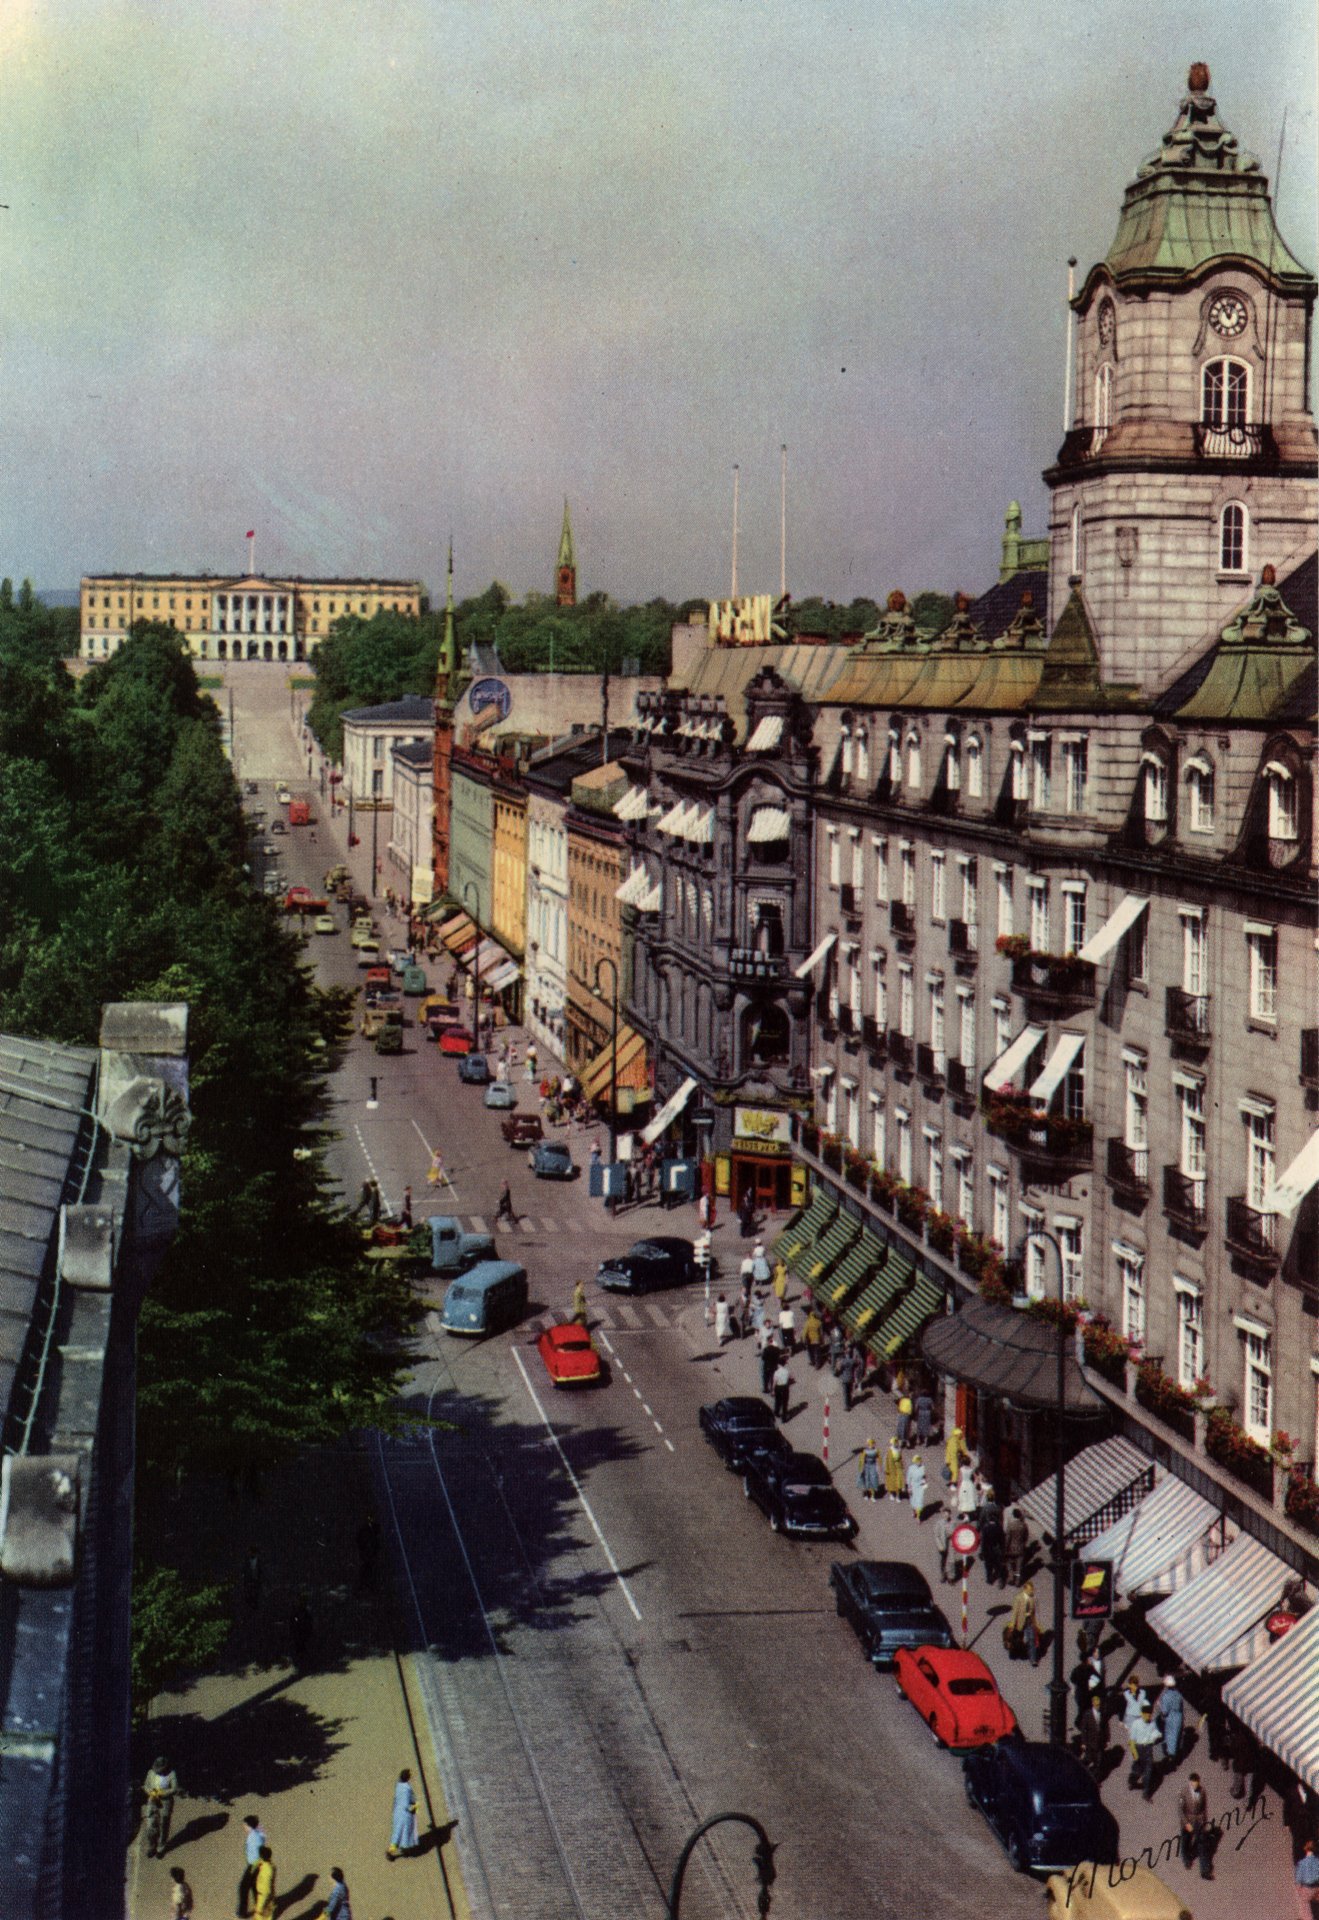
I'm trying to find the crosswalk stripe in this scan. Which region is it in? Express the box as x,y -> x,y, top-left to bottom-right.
611,1302 -> 642,1328
540,1216 -> 560,1232
467,1215 -> 488,1233
645,1304 -> 668,1328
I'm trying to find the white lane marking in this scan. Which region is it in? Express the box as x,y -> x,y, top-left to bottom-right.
597,1332 -> 616,1357
632,1387 -> 643,1401
612,1302 -> 641,1329
664,1438 -> 676,1454
518,1218 -> 537,1236
512,1349 -> 642,1621
468,1214 -> 489,1233
642,1404 -> 654,1419
540,1216 -> 560,1232
353,1122 -> 395,1216
411,1116 -> 463,1208
645,1304 -> 668,1328
652,1420 -> 663,1436
621,1370 -> 633,1385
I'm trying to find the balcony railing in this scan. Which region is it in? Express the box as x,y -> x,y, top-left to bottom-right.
1010,951 -> 1097,1011
916,1042 -> 946,1084
1302,1028 -> 1319,1088
982,1095 -> 1093,1168
948,918 -> 979,961
1107,1137 -> 1150,1196
861,1014 -> 886,1055
1192,421 -> 1278,463
1226,1196 -> 1280,1267
729,947 -> 785,981
887,1029 -> 913,1070
946,1058 -> 970,1100
1166,988 -> 1212,1046
890,901 -> 915,938
1163,1166 -> 1207,1233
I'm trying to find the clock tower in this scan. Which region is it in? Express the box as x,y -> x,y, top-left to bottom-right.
555,498 -> 577,608
1045,65 -> 1317,692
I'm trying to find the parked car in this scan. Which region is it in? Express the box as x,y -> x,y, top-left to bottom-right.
1045,1863 -> 1191,1920
360,997 -> 403,1040
439,1026 -> 476,1056
314,914 -> 337,935
457,1052 -> 491,1084
962,1741 -> 1119,1876
402,964 -> 428,996
426,1214 -> 496,1276
828,1560 -> 954,1667
699,1396 -> 793,1472
276,786 -> 292,804
893,1645 -> 1018,1750
373,1011 -> 404,1054
598,1236 -> 696,1294
271,818 -> 287,834
355,943 -> 381,967
529,1140 -> 576,1180
485,1082 -> 517,1109
350,924 -> 377,949
536,1322 -> 604,1388
245,780 -> 259,795
387,948 -> 411,974
501,1114 -> 544,1148
742,1450 -> 857,1540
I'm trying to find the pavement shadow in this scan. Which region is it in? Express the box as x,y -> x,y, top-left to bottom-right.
168,1809 -> 230,1850
146,1692 -> 349,1803
274,1872 -> 319,1914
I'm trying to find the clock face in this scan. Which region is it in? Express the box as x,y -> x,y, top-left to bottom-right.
1209,293 -> 1248,339
1097,299 -> 1115,345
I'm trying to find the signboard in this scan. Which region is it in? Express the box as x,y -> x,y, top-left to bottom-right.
1267,1610 -> 1299,1639
950,1523 -> 980,1558
735,1107 -> 791,1147
469,676 -> 512,721
709,594 -> 777,646
714,1153 -> 731,1196
1070,1559 -> 1114,1621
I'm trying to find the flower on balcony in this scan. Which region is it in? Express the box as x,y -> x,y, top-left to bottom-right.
820,1130 -> 843,1170
870,1165 -> 899,1205
1080,1314 -> 1129,1366
995,933 -> 1031,960
1204,1405 -> 1273,1471
844,1146 -> 869,1189
1135,1358 -> 1199,1419
1272,1428 -> 1299,1462
1285,1467 -> 1319,1537
895,1183 -> 930,1229
927,1208 -> 956,1253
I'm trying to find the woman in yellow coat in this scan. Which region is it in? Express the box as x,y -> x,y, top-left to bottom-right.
945,1425 -> 970,1483
883,1437 -> 905,1497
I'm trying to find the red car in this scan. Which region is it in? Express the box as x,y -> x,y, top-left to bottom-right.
438,1026 -> 475,1055
536,1322 -> 604,1388
892,1645 -> 1017,1750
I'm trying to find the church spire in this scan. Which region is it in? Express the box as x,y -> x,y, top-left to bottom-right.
555,499 -> 577,607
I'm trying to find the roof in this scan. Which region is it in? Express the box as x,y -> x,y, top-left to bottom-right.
674,642 -> 852,740
966,570 -> 1049,645
919,1295 -> 1103,1416
80,572 -> 423,589
341,695 -> 435,726
523,730 -> 633,797
1158,563 -> 1316,723
392,741 -> 433,768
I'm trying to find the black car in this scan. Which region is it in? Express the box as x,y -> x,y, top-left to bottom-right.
828,1559 -> 954,1667
742,1449 -> 857,1540
699,1396 -> 793,1471
457,1052 -> 491,1085
962,1740 -> 1119,1875
598,1236 -> 697,1294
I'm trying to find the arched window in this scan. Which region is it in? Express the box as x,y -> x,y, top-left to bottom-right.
1010,734 -> 1029,801
965,734 -> 983,799
1265,762 -> 1298,843
887,725 -> 901,784
840,719 -> 853,777
1184,756 -> 1215,833
906,729 -> 922,789
1142,752 -> 1168,826
943,727 -> 961,792
855,726 -> 870,785
1202,358 -> 1249,429
1219,502 -> 1248,573
1071,504 -> 1084,577
1094,363 -> 1114,430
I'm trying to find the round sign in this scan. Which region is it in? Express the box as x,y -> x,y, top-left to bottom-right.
1267,1610 -> 1298,1638
951,1522 -> 980,1557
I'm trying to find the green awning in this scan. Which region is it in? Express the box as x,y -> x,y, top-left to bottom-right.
802,1210 -> 860,1284
844,1251 -> 912,1337
821,1229 -> 884,1311
870,1270 -> 944,1359
774,1189 -> 837,1274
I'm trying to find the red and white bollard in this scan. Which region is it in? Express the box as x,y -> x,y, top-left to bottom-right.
822,1398 -> 830,1468
961,1573 -> 969,1649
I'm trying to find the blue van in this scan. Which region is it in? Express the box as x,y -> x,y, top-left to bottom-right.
440,1259 -> 529,1336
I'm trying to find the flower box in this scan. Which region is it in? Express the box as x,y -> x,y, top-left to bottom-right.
1205,1407 -> 1274,1500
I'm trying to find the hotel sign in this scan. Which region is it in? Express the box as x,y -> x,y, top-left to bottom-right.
734,1107 -> 791,1150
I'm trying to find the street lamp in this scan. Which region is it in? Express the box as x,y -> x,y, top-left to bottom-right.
594,956 -> 620,1211
1015,1226 -> 1071,1747
665,1811 -> 775,1919
462,881 -> 482,1048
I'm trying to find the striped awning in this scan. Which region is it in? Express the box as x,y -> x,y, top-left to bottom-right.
746,714 -> 784,752
613,785 -> 651,821
615,865 -> 651,906
439,912 -> 477,952
1084,1473 -> 1223,1599
747,804 -> 791,843
1019,1435 -> 1152,1547
637,880 -> 663,913
1077,893 -> 1148,964
467,937 -> 504,974
984,1024 -> 1045,1091
1028,1031 -> 1085,1103
1147,1533 -> 1291,1671
642,1075 -> 697,1145
485,959 -> 522,993
1265,1129 -> 1319,1217
793,930 -> 837,979
1224,1606 -> 1319,1792
580,1026 -> 648,1101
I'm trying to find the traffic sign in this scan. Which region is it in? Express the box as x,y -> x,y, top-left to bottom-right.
951,1522 -> 980,1557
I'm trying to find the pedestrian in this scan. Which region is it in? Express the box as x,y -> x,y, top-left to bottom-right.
252,1846 -> 276,1920
1122,1674 -> 1151,1735
803,1307 -> 823,1369
944,1424 -> 969,1487
980,1502 -> 1005,1586
289,1590 -> 313,1668
842,1344 -> 863,1411
752,1243 -> 771,1287
324,1865 -> 353,1920
496,1181 -> 517,1225
934,1504 -> 952,1582
771,1257 -> 787,1299
698,1191 -> 711,1229
527,1044 -> 537,1079
237,1813 -> 267,1916
759,1334 -> 779,1394
884,1436 -> 905,1499
956,1463 -> 978,1519
1297,1840 -> 1319,1917
1128,1705 -> 1161,1800
777,1301 -> 795,1355
915,1389 -> 936,1446
772,1357 -> 792,1422
1079,1692 -> 1109,1776
366,1178 -> 381,1226
895,1394 -> 914,1448
739,1253 -> 755,1296
1003,1506 -> 1029,1586
858,1437 -> 881,1501
427,1149 -> 444,1186
356,1512 -> 382,1586
1180,1773 -> 1213,1879
169,1865 -> 194,1916
571,1278 -> 589,1326
142,1755 -> 178,1858
715,1294 -> 731,1344
906,1452 -> 928,1520
739,1191 -> 756,1238
829,1324 -> 846,1375
399,1185 -> 413,1229
241,1546 -> 262,1611
1006,1580 -> 1040,1665
388,1767 -> 419,1860
351,1179 -> 374,1221
1156,1673 -> 1186,1769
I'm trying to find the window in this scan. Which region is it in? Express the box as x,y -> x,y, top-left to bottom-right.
870,1093 -> 886,1165
966,735 -> 983,799
843,1078 -> 860,1150
930,852 -> 946,922
827,827 -> 840,888
958,856 -> 978,929
1056,1219 -> 1083,1302
1027,876 -> 1050,952
954,1151 -> 974,1228
871,951 -> 887,1026
1117,1244 -> 1145,1341
1143,756 -> 1168,824
1243,1331 -> 1272,1446
873,836 -> 889,904
906,729 -> 922,789
900,843 -> 916,907
898,962 -> 914,1037
1186,760 -> 1215,832
1219,501 -> 1248,573
995,864 -> 1013,937
957,987 -> 976,1068
850,828 -> 864,889
925,1130 -> 944,1210
1124,1052 -> 1148,1153
1243,1102 -> 1275,1213
1071,504 -> 1084,577
989,1166 -> 1009,1249
1010,739 -> 1029,801
1062,883 -> 1087,956
928,977 -> 946,1066
1062,737 -> 1088,812
944,730 -> 961,791
888,726 -> 901,784
1246,924 -> 1278,1022
1062,1047 -> 1086,1123
1030,733 -> 1051,808
1266,765 -> 1298,843
1202,357 -> 1248,429
992,995 -> 1011,1060
896,1108 -> 912,1184
1094,362 -> 1113,432
847,943 -> 862,1018
840,722 -> 853,777
1177,1078 -> 1206,1181
1127,903 -> 1149,985
820,1067 -> 837,1133
1177,1288 -> 1204,1390
856,729 -> 870,784
1022,1209 -> 1046,1301
1179,908 -> 1206,996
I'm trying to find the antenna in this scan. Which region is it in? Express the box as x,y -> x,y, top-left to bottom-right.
780,444 -> 788,603
1063,258 -> 1078,434
731,465 -> 740,600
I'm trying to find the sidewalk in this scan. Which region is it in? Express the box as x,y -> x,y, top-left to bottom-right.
688,1277 -> 1301,1918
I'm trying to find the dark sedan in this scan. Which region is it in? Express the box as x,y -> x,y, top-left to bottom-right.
828,1559 -> 954,1667
456,1052 -> 491,1084
963,1740 -> 1119,1876
699,1396 -> 793,1472
598,1236 -> 696,1294
742,1449 -> 857,1540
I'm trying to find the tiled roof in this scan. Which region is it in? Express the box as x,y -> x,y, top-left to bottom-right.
392,741 -> 434,767
342,695 -> 435,725
966,569 -> 1048,644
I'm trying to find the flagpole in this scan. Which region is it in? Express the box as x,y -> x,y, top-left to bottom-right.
247,530 -> 255,575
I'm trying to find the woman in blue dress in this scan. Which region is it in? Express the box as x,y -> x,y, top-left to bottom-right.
387,1768 -> 419,1859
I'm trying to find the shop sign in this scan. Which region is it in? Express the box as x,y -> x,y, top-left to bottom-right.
734,1106 -> 790,1147
469,676 -> 512,720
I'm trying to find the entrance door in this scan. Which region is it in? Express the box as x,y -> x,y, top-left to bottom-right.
734,1155 -> 792,1214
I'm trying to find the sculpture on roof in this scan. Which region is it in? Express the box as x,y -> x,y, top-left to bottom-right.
1219,565 -> 1312,650
1137,63 -> 1260,178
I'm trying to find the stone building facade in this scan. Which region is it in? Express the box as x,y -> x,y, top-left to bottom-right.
80,572 -> 424,662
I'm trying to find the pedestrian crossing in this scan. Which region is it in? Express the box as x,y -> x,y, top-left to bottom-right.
464,1212 -> 572,1236
526,1296 -> 684,1334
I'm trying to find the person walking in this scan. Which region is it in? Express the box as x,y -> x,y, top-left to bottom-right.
1122,1674 -> 1151,1737
252,1846 -> 276,1920
772,1356 -> 792,1422
980,1500 -> 1005,1587
169,1866 -> 194,1917
714,1294 -> 731,1344
802,1307 -> 823,1369
933,1504 -> 953,1583
1078,1692 -> 1109,1776
777,1300 -> 795,1356
324,1866 -> 353,1920
1180,1774 -> 1213,1879
398,1185 -> 413,1229
906,1452 -> 928,1520
758,1330 -> 779,1394
142,1756 -> 179,1859
883,1436 -> 905,1499
956,1463 -> 978,1520
236,1813 -> 267,1916
388,1767 -> 419,1860
894,1394 -> 914,1448
1128,1704 -> 1161,1800
1296,1840 -> 1319,1917
752,1243 -> 771,1287
842,1343 -> 864,1411
738,1190 -> 756,1239
1003,1506 -> 1029,1587
858,1438 -> 881,1501
496,1181 -> 517,1226
771,1256 -> 788,1300
1007,1581 -> 1040,1665
1156,1673 -> 1186,1769
915,1389 -> 936,1446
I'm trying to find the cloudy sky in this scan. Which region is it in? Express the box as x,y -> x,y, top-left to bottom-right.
3,1 -> 1314,605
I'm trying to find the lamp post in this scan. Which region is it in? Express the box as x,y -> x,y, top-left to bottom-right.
594,956 -> 620,1211
371,781 -> 381,899
665,1811 -> 775,1919
1015,1227 -> 1071,1747
463,881 -> 482,1048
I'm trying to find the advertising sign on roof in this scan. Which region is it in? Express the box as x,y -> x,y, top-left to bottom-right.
469,677 -> 512,720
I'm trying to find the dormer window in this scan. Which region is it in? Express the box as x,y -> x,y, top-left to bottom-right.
1202,358 -> 1248,430
1184,756 -> 1215,833
1141,751 -> 1169,835
943,727 -> 961,792
1218,502 -> 1248,574
965,734 -> 983,799
855,727 -> 870,785
1265,762 -> 1298,843
1010,735 -> 1029,801
840,718 -> 853,777
887,725 -> 901,784
905,728 -> 922,789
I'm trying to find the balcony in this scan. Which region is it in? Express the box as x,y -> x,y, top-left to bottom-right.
837,1006 -> 856,1037
1192,421 -> 1279,465
1225,1196 -> 1280,1270
948,919 -> 978,968
839,882 -> 860,920
861,1014 -> 886,1057
729,946 -> 785,982
890,901 -> 915,938
916,1042 -> 946,1085
1166,988 -> 1211,1048
1302,1028 -> 1319,1089
1106,1138 -> 1150,1199
946,1058 -> 970,1101
1163,1167 -> 1207,1234
887,1029 -> 913,1070
1010,950 -> 1097,1012
981,1093 -> 1093,1171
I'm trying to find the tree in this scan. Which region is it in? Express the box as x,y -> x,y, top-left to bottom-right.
130,1564 -> 230,1721
912,591 -> 955,636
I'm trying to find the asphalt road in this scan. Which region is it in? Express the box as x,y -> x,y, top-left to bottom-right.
228,665 -> 1044,1920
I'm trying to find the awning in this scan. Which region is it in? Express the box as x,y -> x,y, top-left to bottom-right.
642,1075 -> 698,1145
467,937 -> 504,974
615,865 -> 651,905
687,807 -> 714,844
425,900 -> 459,923
439,912 -> 476,951
747,805 -> 791,843
613,785 -> 651,821
657,801 -> 688,835
1264,1130 -> 1319,1217
919,1295 -> 1103,1416
1084,1473 -> 1223,1599
1019,1435 -> 1153,1547
1224,1606 -> 1319,1793
1078,893 -> 1149,964
580,1026 -> 648,1101
793,931 -> 837,979
1148,1533 -> 1291,1671
984,1023 -> 1045,1091
485,959 -> 522,993
1028,1031 -> 1086,1103
746,714 -> 784,752
637,881 -> 663,913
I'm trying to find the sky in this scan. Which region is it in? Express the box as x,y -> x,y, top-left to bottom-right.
3,1 -> 1315,606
